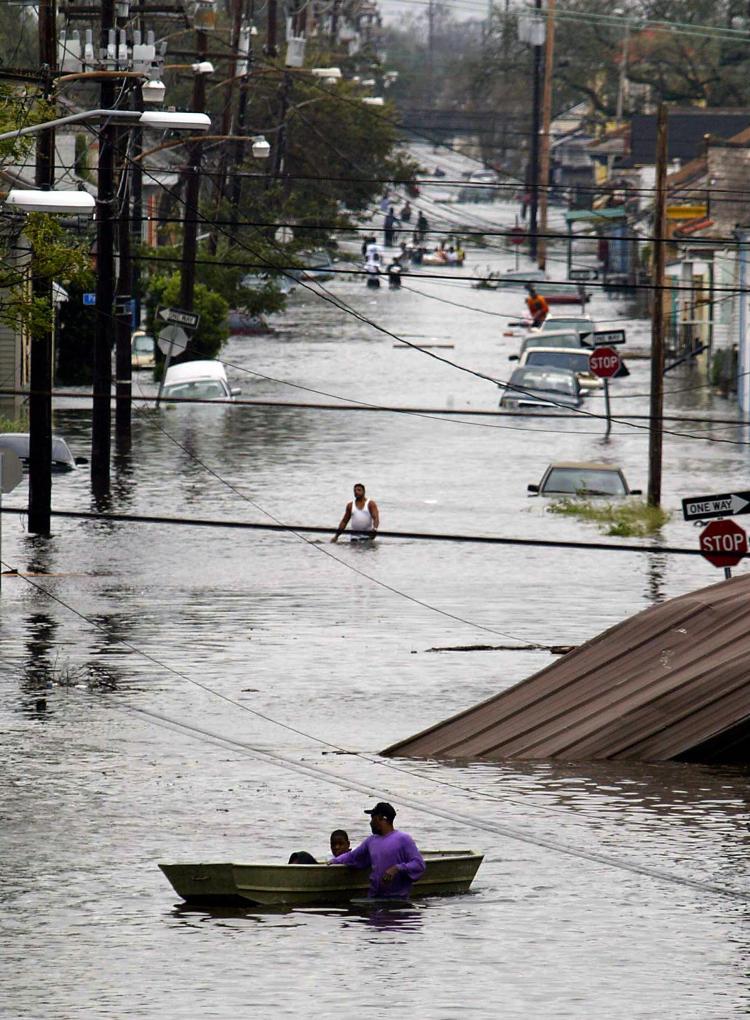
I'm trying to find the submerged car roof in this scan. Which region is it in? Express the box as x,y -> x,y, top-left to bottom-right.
164,360 -> 228,384
545,461 -> 624,471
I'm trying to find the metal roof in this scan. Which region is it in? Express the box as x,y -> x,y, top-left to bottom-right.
382,574 -> 750,764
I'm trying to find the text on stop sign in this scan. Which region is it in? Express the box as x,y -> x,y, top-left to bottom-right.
702,533 -> 746,553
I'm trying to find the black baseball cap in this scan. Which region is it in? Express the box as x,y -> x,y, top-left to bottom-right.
365,801 -> 396,822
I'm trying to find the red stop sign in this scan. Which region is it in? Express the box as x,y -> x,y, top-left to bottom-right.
509,226 -> 526,246
699,519 -> 748,567
589,346 -> 621,378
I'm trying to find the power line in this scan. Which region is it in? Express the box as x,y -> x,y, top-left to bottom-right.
0,505 -> 707,557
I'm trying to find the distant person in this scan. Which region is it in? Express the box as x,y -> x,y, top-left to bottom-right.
328,802 -> 425,900
387,258 -> 402,288
365,258 -> 381,288
415,211 -> 428,243
400,200 -> 412,223
331,482 -> 379,543
525,284 -> 549,327
329,830 -> 351,860
379,193 -> 390,213
364,236 -> 380,262
384,206 -> 400,247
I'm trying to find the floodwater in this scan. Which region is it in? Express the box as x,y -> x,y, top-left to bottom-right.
2,228 -> 750,1019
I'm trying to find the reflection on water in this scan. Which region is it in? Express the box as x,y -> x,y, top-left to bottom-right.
2,249 -> 750,1018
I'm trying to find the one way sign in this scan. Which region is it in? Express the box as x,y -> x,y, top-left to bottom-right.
158,306 -> 200,330
682,491 -> 750,522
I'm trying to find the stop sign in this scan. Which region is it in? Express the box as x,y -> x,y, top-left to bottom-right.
699,519 -> 748,568
509,225 -> 526,246
589,346 -> 621,378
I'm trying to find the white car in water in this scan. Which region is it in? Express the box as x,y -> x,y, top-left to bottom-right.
161,360 -> 241,402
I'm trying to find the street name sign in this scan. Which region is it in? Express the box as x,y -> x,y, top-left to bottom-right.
157,324 -> 189,358
681,491 -> 750,522
589,346 -> 621,378
699,519 -> 748,568
83,292 -> 96,306
593,329 -> 626,346
569,267 -> 598,281
158,306 -> 200,330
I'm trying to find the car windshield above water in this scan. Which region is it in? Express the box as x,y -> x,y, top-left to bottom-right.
519,331 -> 582,355
506,366 -> 579,397
524,349 -> 592,373
132,334 -> 154,355
541,465 -> 628,495
161,379 -> 228,400
540,317 -> 594,337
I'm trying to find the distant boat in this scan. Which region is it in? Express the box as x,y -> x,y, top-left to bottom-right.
159,850 -> 483,906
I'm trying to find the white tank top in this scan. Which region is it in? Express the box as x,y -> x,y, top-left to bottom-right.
350,498 -> 372,532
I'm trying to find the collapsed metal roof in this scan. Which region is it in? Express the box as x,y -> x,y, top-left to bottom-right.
382,574 -> 750,764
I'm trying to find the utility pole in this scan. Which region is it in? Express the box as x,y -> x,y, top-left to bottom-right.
230,8 -> 253,234
648,103 -> 668,508
91,0 -> 116,494
28,0 -> 57,535
528,0 -> 542,263
115,123 -> 132,440
537,0 -> 555,271
179,29 -> 208,317
266,0 -> 278,57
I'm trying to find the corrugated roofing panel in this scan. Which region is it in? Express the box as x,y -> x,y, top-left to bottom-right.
382,574 -> 750,763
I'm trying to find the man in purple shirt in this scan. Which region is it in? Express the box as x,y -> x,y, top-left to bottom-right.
328,802 -> 425,899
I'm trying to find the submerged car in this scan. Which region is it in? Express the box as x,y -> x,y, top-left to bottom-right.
0,432 -> 88,472
512,330 -> 586,361
538,315 -> 595,342
161,360 -> 240,402
528,462 -> 641,497
500,366 -> 583,410
519,346 -> 603,390
131,331 -> 155,370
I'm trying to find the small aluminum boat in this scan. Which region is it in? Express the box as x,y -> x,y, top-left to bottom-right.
159,850 -> 483,907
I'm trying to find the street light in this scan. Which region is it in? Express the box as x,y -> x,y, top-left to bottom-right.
142,77 -> 166,104
139,110 -> 211,131
251,135 -> 271,159
5,190 -> 96,215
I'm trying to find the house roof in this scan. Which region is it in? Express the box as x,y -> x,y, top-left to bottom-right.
382,573 -> 750,764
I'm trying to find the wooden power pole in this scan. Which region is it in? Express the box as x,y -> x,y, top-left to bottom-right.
537,0 -> 555,271
648,103 -> 668,507
28,0 -> 57,534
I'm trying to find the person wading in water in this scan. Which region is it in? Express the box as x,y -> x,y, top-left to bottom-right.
331,482 -> 379,543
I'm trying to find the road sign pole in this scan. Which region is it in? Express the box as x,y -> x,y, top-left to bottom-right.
725,566 -> 732,580
603,378 -> 612,438
156,348 -> 172,408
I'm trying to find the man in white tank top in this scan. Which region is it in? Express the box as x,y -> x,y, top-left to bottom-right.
331,482 -> 380,543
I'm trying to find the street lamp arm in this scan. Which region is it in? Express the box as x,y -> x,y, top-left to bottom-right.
0,109 -> 139,144
56,71 -> 148,84
134,131 -> 278,163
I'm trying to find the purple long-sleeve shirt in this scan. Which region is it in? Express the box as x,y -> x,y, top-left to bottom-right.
331,829 -> 426,898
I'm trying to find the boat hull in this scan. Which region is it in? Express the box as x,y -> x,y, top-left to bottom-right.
159,851 -> 483,907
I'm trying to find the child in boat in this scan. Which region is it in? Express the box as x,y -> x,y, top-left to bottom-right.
329,829 -> 351,860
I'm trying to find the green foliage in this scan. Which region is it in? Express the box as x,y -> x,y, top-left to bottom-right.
145,272 -> 229,362
0,410 -> 29,432
74,134 -> 93,182
0,214 -> 92,345
548,497 -> 671,537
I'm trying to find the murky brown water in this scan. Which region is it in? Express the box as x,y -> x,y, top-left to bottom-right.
1,231 -> 749,1019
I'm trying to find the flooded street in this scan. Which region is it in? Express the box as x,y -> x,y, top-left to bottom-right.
2,237 -> 750,1019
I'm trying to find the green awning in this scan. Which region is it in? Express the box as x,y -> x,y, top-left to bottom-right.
565,207 -> 628,224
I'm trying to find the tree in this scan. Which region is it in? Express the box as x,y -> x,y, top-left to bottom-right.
145,272 -> 229,365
